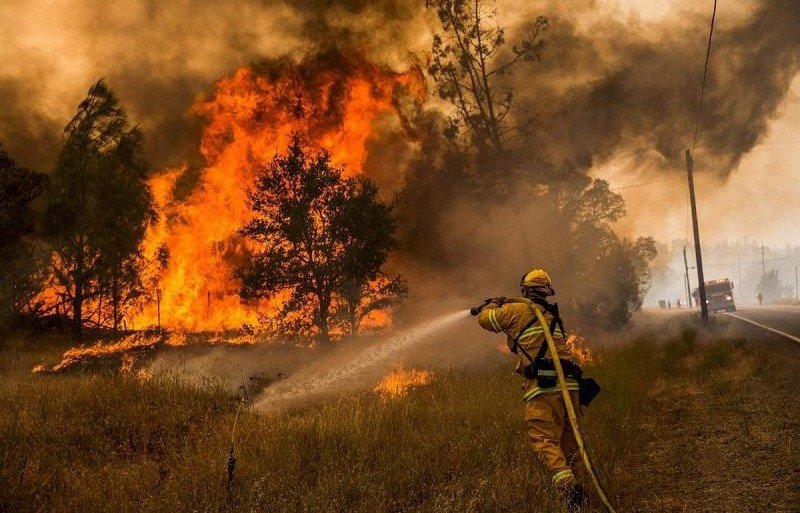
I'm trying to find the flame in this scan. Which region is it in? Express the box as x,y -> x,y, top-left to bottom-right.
493,334 -> 592,364
373,368 -> 433,399
566,334 -> 592,365
33,332 -> 173,373
131,51 -> 424,333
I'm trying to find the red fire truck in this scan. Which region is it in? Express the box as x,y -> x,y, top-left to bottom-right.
693,278 -> 736,313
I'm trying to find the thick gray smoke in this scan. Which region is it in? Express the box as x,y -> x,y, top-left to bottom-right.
1,0 -> 796,180
0,0 -> 427,171
514,0 -> 800,177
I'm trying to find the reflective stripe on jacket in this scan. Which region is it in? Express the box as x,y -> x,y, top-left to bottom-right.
477,298 -> 577,400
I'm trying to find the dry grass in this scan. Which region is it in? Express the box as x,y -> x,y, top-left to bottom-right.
0,321 -> 752,513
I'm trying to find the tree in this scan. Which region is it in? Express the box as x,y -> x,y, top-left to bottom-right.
44,80 -> 155,337
556,179 -> 657,327
0,144 -> 47,329
238,135 -> 405,344
400,2 -> 657,329
427,0 -> 548,154
757,269 -> 792,303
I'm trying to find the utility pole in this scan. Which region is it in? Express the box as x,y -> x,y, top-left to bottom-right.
737,253 -> 742,290
761,244 -> 766,276
683,246 -> 693,308
685,149 -> 708,321
795,265 -> 798,301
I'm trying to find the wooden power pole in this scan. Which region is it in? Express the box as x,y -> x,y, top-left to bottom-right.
683,246 -> 693,308
685,150 -> 708,321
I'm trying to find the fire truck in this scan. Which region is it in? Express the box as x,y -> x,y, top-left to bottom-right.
693,278 -> 736,313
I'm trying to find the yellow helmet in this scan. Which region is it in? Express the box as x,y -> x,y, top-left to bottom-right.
520,268 -> 555,296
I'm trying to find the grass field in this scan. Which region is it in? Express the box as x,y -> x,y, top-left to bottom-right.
1,316 -> 796,512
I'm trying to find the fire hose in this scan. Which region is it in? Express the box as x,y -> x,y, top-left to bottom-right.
533,307 -> 617,513
472,299 -> 618,513
226,385 -> 248,502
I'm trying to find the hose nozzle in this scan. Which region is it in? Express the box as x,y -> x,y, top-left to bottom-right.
470,297 -> 504,316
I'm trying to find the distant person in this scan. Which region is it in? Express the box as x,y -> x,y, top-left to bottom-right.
676,298 -> 681,308
668,300 -> 671,309
472,269 -> 590,511
757,291 -> 763,305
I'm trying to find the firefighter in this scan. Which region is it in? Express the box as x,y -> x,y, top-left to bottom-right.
476,269 -> 586,510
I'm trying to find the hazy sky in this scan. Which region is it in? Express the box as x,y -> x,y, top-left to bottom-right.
597,75 -> 800,247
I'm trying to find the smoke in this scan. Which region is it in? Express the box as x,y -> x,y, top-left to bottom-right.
500,0 -> 800,178
0,0 -> 429,171
1,0 -> 796,179
1,0 -> 798,322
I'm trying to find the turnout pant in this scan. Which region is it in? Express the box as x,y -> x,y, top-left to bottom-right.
524,390 -> 581,486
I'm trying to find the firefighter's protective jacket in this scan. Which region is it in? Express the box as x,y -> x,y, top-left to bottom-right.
477,298 -> 580,401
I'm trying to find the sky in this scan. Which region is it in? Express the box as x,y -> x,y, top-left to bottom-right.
597,75 -> 800,248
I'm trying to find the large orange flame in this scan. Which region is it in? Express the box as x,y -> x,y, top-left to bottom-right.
133,51 -> 424,333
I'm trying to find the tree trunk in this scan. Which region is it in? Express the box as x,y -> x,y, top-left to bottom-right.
111,265 -> 119,337
318,293 -> 331,345
72,244 -> 84,340
348,300 -> 359,335
72,281 -> 83,340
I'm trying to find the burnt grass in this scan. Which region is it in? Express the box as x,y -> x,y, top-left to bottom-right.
1,317 -> 797,513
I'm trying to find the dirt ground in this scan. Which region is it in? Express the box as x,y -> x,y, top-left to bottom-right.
628,317 -> 800,512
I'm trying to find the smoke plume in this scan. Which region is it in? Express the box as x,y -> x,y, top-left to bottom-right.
480,0 -> 799,180
0,0 -> 428,170
1,1 -> 797,179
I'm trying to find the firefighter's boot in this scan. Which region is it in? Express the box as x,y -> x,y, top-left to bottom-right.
560,482 -> 586,512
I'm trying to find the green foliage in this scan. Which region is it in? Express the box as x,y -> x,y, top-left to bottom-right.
0,144 -> 47,328
43,79 -> 155,336
238,135 -> 405,343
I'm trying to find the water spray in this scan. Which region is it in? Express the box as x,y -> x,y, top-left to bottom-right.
255,310 -> 470,410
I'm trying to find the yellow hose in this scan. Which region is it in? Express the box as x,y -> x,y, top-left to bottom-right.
533,308 -> 618,513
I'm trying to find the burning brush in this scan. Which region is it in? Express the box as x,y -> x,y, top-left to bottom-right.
374,368 -> 433,399
32,331 -> 172,374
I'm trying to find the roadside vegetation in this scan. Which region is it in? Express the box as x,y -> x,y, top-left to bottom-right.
6,316 -> 794,513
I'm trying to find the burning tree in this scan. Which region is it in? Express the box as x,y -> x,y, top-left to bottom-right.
238,134 -> 405,344
43,80 -> 155,337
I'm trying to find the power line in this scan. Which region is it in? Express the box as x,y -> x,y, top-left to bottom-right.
699,255 -> 800,267
690,0 -> 718,151
609,176 -> 679,191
